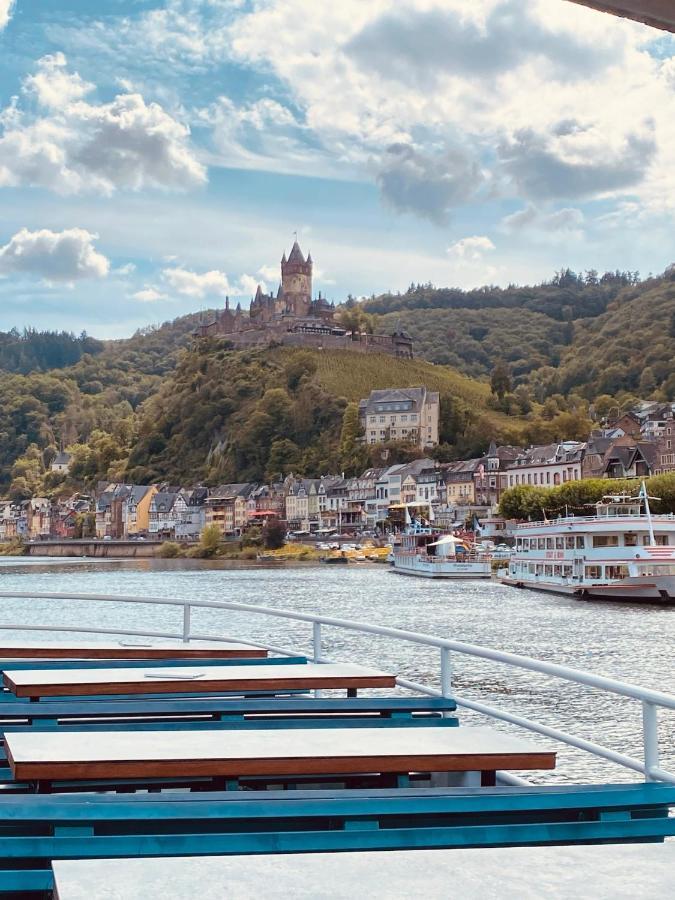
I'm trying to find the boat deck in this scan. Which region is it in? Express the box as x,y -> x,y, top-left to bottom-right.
52,844 -> 675,900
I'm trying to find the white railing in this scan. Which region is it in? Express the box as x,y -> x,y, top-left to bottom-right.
0,590 -> 673,787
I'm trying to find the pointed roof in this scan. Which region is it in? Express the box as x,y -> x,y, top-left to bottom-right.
281,251 -> 287,264
254,285 -> 263,300
307,251 -> 312,263
287,241 -> 305,264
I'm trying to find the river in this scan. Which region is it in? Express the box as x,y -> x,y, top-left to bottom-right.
0,557 -> 673,783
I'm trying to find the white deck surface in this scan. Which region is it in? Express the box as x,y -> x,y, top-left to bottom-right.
6,725 -> 550,765
4,662 -> 390,688
52,845 -> 675,899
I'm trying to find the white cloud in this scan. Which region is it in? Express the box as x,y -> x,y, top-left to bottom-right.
447,235 -> 496,260
114,262 -> 137,277
0,54 -> 206,195
132,287 -> 168,302
257,263 -> 279,282
163,266 -> 231,297
502,204 -> 585,234
0,1 -> 14,31
237,273 -> 265,296
23,52 -> 94,109
0,227 -> 109,281
224,0 -> 675,219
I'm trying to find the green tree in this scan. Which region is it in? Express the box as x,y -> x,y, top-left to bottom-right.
490,361 -> 512,399
262,518 -> 286,550
339,402 -> 368,475
199,524 -> 222,557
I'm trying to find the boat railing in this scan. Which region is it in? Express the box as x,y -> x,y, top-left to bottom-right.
0,589 -> 673,788
516,513 -> 675,529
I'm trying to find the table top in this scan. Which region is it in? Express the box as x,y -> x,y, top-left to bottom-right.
3,662 -> 395,698
52,845 -> 674,899
5,725 -> 555,780
0,640 -> 266,659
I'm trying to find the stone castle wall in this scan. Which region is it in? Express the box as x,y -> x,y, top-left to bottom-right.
213,328 -> 413,358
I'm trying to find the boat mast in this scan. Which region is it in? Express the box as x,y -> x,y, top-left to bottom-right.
640,480 -> 656,547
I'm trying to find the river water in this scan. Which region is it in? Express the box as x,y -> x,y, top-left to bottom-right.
0,557 -> 673,784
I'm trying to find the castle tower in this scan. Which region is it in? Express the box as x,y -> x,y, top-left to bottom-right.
281,241 -> 312,317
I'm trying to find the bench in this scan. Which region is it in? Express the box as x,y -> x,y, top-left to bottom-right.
0,783 -> 672,894
4,725 -> 553,787
0,640 -> 267,659
2,662 -> 396,700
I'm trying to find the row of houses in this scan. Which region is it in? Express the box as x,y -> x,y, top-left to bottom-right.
3,399 -> 675,542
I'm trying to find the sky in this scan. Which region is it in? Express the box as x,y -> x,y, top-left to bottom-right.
0,0 -> 674,338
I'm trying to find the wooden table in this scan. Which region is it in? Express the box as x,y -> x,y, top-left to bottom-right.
0,640 -> 266,659
2,662 -> 395,700
53,844 -> 671,899
5,725 -> 554,781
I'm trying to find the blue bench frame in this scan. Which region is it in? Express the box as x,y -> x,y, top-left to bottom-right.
0,783 -> 672,893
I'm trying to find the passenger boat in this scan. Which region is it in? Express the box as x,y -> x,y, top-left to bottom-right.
501,484 -> 675,602
0,585 -> 672,896
392,527 -> 492,579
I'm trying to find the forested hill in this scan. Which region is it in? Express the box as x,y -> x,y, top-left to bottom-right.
362,267 -> 675,399
0,329 -> 103,374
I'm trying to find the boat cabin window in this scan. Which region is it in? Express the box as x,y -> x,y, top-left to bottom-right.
593,535 -> 619,548
565,536 -> 575,550
536,564 -> 544,575
585,565 -> 602,580
624,533 -> 637,547
575,536 -> 585,549
544,565 -> 553,577
546,538 -> 553,550
563,565 -> 573,577
641,535 -> 669,546
553,565 -> 562,577
555,537 -> 565,550
538,538 -> 545,550
605,565 -> 630,579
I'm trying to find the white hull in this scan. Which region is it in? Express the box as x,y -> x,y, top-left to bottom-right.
393,556 -> 492,579
501,575 -> 675,603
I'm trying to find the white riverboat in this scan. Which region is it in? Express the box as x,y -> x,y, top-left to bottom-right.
392,529 -> 492,579
501,485 -> 675,602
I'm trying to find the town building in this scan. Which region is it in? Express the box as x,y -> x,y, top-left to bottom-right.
284,478 -> 320,532
125,485 -> 158,536
50,452 -> 72,474
196,243 -> 413,358
205,484 -> 256,537
473,441 -> 522,507
359,387 -> 440,448
506,442 -> 585,489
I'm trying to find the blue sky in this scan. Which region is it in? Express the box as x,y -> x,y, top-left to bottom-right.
0,0 -> 674,338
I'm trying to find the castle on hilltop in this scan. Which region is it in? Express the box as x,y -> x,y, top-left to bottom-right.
195,242 -> 413,358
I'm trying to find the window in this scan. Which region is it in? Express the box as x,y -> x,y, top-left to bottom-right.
379,416 -> 385,423
410,414 -> 417,422
575,536 -> 585,549
401,415 -> 407,422
533,473 -> 538,485
555,537 -> 565,550
565,536 -> 575,550
585,565 -> 602,579
538,538 -> 545,550
593,535 -> 619,548
546,538 -> 553,549
554,473 -> 561,486
624,533 -> 637,546
546,472 -> 551,485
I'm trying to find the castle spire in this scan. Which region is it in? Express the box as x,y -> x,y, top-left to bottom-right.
225,296 -> 229,311
287,241 -> 305,264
